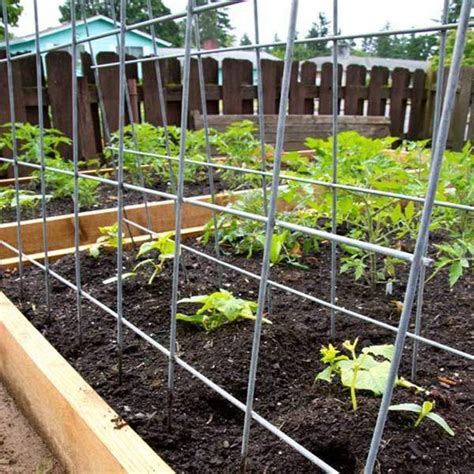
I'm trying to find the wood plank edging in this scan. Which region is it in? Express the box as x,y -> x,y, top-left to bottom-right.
0,292 -> 174,473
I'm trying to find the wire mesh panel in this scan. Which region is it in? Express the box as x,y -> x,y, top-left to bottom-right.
0,0 -> 473,472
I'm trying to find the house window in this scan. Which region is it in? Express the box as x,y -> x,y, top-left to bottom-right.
124,46 -> 144,58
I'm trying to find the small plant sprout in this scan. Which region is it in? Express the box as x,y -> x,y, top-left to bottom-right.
176,289 -> 270,332
102,232 -> 176,285
88,223 -> 122,258
315,339 -> 425,411
133,232 -> 176,284
389,401 -> 455,436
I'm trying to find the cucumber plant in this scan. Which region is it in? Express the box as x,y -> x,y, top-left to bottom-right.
88,223 -> 122,258
176,289 -> 269,332
389,400 -> 454,436
315,338 -> 424,411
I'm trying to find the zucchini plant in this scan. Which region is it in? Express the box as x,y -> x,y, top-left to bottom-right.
315,338 -> 424,411
176,289 -> 268,332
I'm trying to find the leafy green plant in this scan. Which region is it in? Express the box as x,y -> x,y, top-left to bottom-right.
0,123 -> 99,208
0,187 -> 50,222
315,338 -> 424,411
88,223 -> 121,258
38,157 -> 100,208
105,123 -> 209,187
204,185 -> 323,267
429,239 -> 473,287
213,120 -> 271,189
101,232 -> 176,285
389,400 -> 454,436
176,289 -> 269,332
0,122 -> 71,167
132,232 -> 176,284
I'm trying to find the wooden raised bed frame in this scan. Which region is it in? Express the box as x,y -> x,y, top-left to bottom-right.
0,291 -> 173,473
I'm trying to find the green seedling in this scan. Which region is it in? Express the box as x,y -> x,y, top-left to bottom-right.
176,289 -> 270,332
389,400 -> 454,436
132,232 -> 176,284
315,338 -> 424,411
88,223 -> 122,258
102,232 -> 176,285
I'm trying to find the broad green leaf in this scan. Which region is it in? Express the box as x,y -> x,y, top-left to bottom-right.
339,359 -> 391,395
363,344 -> 394,361
315,366 -> 334,383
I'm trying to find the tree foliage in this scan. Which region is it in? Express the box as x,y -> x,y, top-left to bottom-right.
240,33 -> 252,46
0,0 -> 23,40
58,0 -> 182,46
191,0 -> 234,47
359,23 -> 437,60
305,13 -> 331,57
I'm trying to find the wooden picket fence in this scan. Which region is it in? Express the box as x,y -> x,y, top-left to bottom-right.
0,49 -> 473,167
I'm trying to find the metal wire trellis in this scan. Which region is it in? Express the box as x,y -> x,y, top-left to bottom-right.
0,0 -> 473,472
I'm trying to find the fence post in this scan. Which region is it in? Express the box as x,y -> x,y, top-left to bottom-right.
389,67 -> 410,137
289,61 -> 316,114
261,59 -> 283,114
407,69 -> 427,140
367,66 -> 389,116
222,58 -> 254,114
345,64 -> 367,115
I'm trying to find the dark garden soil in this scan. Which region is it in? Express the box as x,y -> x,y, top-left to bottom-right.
1,172 -> 236,223
1,237 -> 473,473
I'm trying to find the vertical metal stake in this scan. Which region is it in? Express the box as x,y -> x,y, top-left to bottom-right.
241,0 -> 299,462
365,1 -> 472,470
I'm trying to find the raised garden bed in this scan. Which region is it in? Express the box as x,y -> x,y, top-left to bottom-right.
0,292 -> 172,472
1,232 -> 472,472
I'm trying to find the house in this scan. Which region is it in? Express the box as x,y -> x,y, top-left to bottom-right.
308,44 -> 429,80
1,14 -> 171,65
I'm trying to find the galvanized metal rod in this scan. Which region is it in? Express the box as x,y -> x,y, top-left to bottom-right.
108,0 -> 154,236
89,21 -> 474,70
1,0 -> 24,302
241,0 -> 299,461
70,0 -> 84,346
167,0 -> 194,428
79,0 -> 112,144
146,0 -> 177,193
0,0 -> 244,65
104,147 -> 474,212
191,0 -> 223,287
253,0 -> 272,316
411,0 -> 450,382
253,0 -> 268,215
365,1 -> 472,471
115,0 -> 127,384
33,0 -> 52,319
329,0 -> 338,339
0,238 -> 336,472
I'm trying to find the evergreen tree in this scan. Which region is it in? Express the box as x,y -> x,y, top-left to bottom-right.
240,33 -> 252,46
0,0 -> 23,40
191,0 -> 234,47
58,0 -> 183,46
305,13 -> 331,57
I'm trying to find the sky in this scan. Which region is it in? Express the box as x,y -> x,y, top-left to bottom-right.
12,0 -> 446,43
